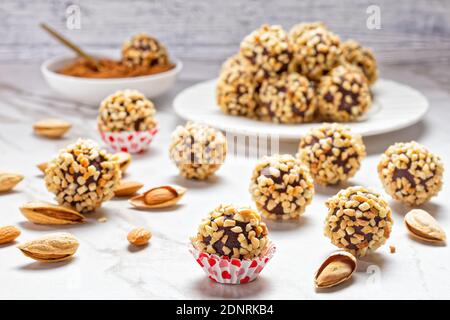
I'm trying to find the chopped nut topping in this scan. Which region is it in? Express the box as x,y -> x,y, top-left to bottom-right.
250,154 -> 314,220
324,186 -> 393,257
169,122 -> 227,180
297,123 -> 366,185
191,205 -> 269,260
342,39 -> 378,85
378,141 -> 444,206
122,32 -> 169,67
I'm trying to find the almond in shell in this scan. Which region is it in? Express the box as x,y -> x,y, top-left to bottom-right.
37,162 -> 48,173
33,119 -> 72,138
20,201 -> 85,225
0,226 -> 21,245
404,209 -> 446,243
315,251 -> 357,289
113,152 -> 132,174
129,185 -> 186,209
114,181 -> 144,197
0,171 -> 24,192
18,232 -> 79,262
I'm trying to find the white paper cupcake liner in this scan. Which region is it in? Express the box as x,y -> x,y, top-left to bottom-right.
189,242 -> 276,284
99,128 -> 158,154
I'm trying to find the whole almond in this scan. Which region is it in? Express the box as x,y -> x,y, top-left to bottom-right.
404,209 -> 446,243
129,185 -> 186,209
0,171 -> 24,192
33,119 -> 71,138
20,201 -> 85,225
114,181 -> 144,197
113,152 -> 132,174
18,232 -> 79,262
0,226 -> 21,245
315,251 -> 357,289
127,227 -> 152,246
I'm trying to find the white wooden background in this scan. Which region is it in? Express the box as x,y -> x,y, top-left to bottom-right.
1,0 -> 450,80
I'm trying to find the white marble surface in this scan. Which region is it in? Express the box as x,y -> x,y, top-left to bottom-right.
0,62 -> 449,300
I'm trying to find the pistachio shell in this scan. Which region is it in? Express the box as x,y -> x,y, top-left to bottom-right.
33,119 -> 71,138
0,171 -> 24,192
315,251 -> 357,289
18,232 -> 79,262
114,181 -> 144,197
129,185 -> 186,209
404,209 -> 446,243
20,201 -> 85,225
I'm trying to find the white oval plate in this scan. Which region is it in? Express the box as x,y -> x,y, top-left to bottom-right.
173,78 -> 428,140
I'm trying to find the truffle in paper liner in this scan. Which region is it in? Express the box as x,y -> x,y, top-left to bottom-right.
189,242 -> 276,284
99,128 -> 158,154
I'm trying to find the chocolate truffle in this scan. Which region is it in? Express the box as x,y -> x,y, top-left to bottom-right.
250,154 -> 314,220
378,141 -> 444,206
98,89 -> 157,132
257,72 -> 317,123
216,55 -> 258,117
317,64 -> 372,122
191,204 -> 269,259
289,25 -> 341,80
44,139 -> 121,213
297,123 -> 366,185
324,186 -> 393,257
122,32 -> 169,67
169,122 -> 227,180
240,24 -> 292,81
342,39 -> 378,85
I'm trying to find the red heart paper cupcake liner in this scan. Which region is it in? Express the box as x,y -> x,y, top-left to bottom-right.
99,128 -> 158,154
189,242 -> 276,285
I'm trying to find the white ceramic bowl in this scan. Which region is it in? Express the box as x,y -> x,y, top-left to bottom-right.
41,55 -> 183,105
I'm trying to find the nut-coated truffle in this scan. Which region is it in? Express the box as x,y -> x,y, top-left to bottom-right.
317,64 -> 372,122
122,32 -> 169,67
378,141 -> 444,206
98,89 -> 157,132
342,39 -> 378,85
169,122 -> 227,180
289,25 -> 341,80
240,24 -> 292,81
216,55 -> 258,117
250,154 -> 314,220
191,204 -> 269,259
258,72 -> 317,123
324,186 -> 393,257
44,139 -> 121,213
297,123 -> 366,185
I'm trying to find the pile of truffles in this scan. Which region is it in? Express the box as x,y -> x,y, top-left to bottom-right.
250,154 -> 314,220
378,141 -> 444,206
324,186 -> 393,257
191,204 -> 269,259
216,22 -> 377,123
297,123 -> 366,185
44,139 -> 121,213
169,122 -> 227,180
98,89 -> 157,133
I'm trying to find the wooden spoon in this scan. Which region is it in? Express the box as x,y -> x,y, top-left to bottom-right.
40,23 -> 101,70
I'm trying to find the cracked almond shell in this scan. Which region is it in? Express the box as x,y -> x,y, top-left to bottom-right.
404,209 -> 446,243
18,232 -> 79,262
114,181 -> 144,197
315,251 -> 357,289
0,171 -> 24,192
33,119 -> 72,138
129,185 -> 186,209
20,201 -> 85,225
